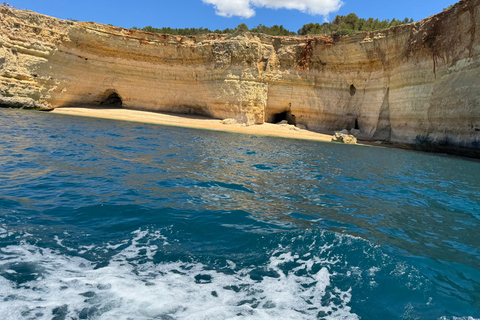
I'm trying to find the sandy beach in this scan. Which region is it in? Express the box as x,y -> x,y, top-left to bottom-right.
48,107 -> 337,142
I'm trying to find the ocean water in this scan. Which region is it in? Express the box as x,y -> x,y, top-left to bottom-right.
0,108 -> 479,320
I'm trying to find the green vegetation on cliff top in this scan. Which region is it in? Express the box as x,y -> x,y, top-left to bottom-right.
132,13 -> 415,37
3,2 -> 455,38
134,23 -> 296,36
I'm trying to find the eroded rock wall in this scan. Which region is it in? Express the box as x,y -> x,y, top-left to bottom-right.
1,0 -> 479,153
265,0 -> 480,152
0,8 -> 273,124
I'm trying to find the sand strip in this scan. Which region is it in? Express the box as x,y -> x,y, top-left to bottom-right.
48,107 -> 338,142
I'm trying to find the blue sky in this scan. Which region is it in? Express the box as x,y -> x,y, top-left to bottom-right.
8,0 -> 458,33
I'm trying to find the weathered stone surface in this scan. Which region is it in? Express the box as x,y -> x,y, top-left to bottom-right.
1,0 -> 479,154
332,132 -> 358,144
350,129 -> 361,137
0,96 -> 51,110
221,118 -> 237,125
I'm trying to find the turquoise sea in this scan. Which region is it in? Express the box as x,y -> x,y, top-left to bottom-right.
0,108 -> 479,320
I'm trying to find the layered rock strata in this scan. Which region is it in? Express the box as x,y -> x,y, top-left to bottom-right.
1,0 -> 479,154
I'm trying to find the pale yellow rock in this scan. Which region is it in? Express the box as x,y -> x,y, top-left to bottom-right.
221,118 -> 237,125
1,1 -> 479,154
332,132 -> 358,144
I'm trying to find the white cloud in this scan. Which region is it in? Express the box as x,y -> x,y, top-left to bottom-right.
202,0 -> 343,18
202,0 -> 256,18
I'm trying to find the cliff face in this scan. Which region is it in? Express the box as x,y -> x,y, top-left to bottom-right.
1,0 -> 479,154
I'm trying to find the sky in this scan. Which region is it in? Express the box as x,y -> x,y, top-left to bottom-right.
7,0 -> 458,33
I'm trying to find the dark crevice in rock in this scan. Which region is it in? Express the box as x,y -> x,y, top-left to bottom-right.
100,91 -> 122,108
298,39 -> 313,70
350,84 -> 356,96
272,38 -> 281,54
372,87 -> 392,141
260,58 -> 268,71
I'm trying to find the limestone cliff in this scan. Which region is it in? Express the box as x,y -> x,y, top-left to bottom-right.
1,0 -> 479,155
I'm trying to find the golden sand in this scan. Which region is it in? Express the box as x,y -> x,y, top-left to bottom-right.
49,108 -> 336,143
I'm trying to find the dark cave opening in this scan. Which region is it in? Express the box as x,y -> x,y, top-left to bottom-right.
271,111 -> 296,125
350,84 -> 356,96
100,91 -> 123,108
354,118 -> 359,130
273,111 -> 288,123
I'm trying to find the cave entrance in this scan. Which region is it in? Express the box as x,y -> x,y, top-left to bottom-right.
100,91 -> 123,108
273,111 -> 288,123
271,111 -> 296,125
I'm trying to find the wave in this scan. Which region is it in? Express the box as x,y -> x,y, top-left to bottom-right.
0,229 -> 359,320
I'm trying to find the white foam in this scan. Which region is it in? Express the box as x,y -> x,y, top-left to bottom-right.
0,230 -> 359,320
0,226 -> 9,238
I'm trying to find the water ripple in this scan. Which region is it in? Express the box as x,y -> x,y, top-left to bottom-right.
0,109 -> 479,319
